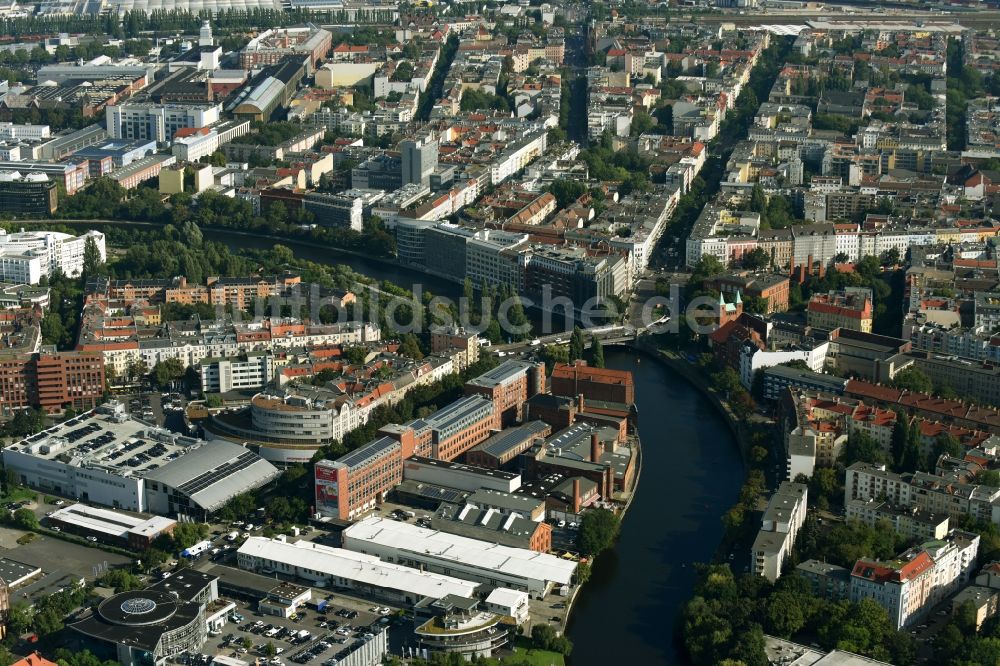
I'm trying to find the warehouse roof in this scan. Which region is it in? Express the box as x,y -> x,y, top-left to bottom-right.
144,440 -> 279,512
48,503 -> 175,540
343,516 -> 576,586
237,537 -> 478,600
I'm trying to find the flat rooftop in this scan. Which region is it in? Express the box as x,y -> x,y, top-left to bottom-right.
9,403 -> 197,478
407,456 -> 519,481
238,537 -> 478,601
343,516 -> 576,586
0,558 -> 41,586
465,359 -> 535,389
48,503 -> 175,539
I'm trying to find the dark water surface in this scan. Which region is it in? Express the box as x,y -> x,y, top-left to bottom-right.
565,349 -> 744,665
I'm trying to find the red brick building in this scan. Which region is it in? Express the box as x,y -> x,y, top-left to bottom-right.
464,359 -> 545,425
550,360 -> 635,406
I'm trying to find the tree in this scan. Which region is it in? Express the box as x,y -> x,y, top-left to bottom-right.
891,366 -> 933,395
539,344 -> 569,372
11,508 -> 37,530
841,431 -> 887,466
97,569 -> 143,593
264,642 -> 277,658
577,508 -> 619,556
630,110 -> 656,136
569,326 -> 585,362
164,522 -> 209,550
151,358 -> 185,389
749,183 -> 766,213
891,413 -> 907,469
82,235 -> 104,279
766,592 -> 805,637
742,247 -> 771,270
591,337 -> 605,368
879,247 -> 901,267
398,333 -> 424,360
531,623 -> 573,655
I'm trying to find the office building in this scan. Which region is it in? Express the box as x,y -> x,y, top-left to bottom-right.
0,172 -> 57,216
106,103 -> 221,142
239,26 -> 333,73
466,421 -> 551,470
303,189 -> 385,231
845,499 -> 950,541
796,560 -> 851,601
414,595 -> 512,660
315,435 -> 409,521
429,326 -> 480,371
762,366 -> 848,401
71,572 -> 220,666
464,359 -> 545,425
0,349 -> 105,416
431,502 -> 552,552
0,229 -> 105,284
402,456 -> 520,493
199,352 -> 274,393
401,137 -> 438,186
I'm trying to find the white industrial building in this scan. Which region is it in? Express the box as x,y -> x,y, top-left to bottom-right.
47,503 -> 176,547
106,103 -> 221,143
342,517 -> 576,596
3,402 -> 279,518
236,536 -> 480,606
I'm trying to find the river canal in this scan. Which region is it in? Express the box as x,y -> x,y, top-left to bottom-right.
566,349 -> 744,665
141,227 -> 745,665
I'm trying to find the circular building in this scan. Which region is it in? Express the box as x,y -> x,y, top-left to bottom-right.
71,589 -> 206,666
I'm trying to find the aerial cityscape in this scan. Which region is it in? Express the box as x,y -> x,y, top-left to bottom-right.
0,0 -> 994,665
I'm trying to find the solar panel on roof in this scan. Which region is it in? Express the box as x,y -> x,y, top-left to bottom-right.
175,451 -> 258,495
338,437 -> 398,470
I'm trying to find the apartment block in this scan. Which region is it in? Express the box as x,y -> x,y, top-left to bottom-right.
751,481 -> 808,582
807,288 -> 873,333
850,531 -> 980,629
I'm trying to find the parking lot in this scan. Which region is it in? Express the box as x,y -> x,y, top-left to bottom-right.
184,593 -> 395,666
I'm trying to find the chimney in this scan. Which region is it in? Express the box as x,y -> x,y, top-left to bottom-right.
788,260 -> 795,279
798,264 -> 807,283
572,478 -> 581,514
818,261 -> 826,279
807,254 -> 814,275
590,432 -> 602,462
577,393 -> 585,412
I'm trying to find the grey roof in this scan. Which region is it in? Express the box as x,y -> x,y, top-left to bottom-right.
465,359 -> 535,388
335,436 -> 399,471
467,488 -> 544,514
474,421 -> 549,459
144,441 -> 279,512
433,502 -> 539,542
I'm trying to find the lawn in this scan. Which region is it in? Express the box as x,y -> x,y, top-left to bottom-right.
484,637 -> 566,666
0,487 -> 37,504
